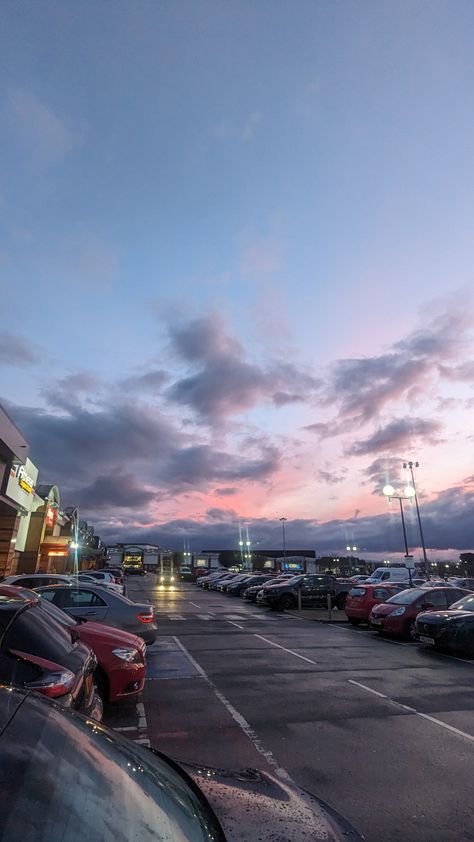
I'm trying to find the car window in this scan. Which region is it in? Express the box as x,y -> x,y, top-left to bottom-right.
0,694 -> 222,842
349,587 -> 366,597
373,588 -> 388,599
381,572 -> 390,580
386,588 -> 424,605
35,588 -> 58,603
422,590 -> 447,607
39,598 -> 75,629
62,589 -> 107,608
450,595 -> 474,612
3,605 -> 74,661
13,577 -> 35,588
447,589 -> 468,604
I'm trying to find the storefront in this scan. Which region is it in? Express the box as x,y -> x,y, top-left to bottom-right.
0,405 -> 32,578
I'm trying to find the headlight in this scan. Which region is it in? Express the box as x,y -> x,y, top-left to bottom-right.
160,575 -> 164,582
390,607 -> 406,616
113,647 -> 141,663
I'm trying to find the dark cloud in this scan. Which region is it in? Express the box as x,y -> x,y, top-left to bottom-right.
42,372 -> 100,411
324,310 -> 470,428
346,417 -> 442,457
214,487 -> 238,497
76,474 -> 158,509
166,314 -> 320,421
0,332 -> 38,366
120,370 -> 168,393
206,507 -> 237,520
161,443 -> 280,487
364,456 -> 404,493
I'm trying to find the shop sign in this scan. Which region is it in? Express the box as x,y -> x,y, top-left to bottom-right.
48,550 -> 67,557
17,465 -> 34,494
5,458 -> 38,508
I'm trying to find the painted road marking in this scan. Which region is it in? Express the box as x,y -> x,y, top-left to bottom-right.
188,602 -> 201,608
167,614 -> 185,620
172,636 -> 293,783
227,620 -> 245,629
348,679 -> 474,745
253,634 -> 318,665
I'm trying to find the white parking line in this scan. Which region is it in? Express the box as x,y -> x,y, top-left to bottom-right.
172,636 -> 293,782
348,679 -> 474,745
188,602 -> 201,608
253,634 -> 318,665
227,620 -> 245,629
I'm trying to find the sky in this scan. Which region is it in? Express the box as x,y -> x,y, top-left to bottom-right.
1,1 -> 474,559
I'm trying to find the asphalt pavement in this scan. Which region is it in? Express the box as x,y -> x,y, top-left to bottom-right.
104,576 -> 474,842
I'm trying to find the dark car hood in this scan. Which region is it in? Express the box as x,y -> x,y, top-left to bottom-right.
181,763 -> 363,841
417,610 -> 474,623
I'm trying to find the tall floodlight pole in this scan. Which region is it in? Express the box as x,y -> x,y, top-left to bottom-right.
403,461 -> 429,578
279,518 -> 287,563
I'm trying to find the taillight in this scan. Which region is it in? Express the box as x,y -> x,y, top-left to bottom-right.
10,649 -> 76,699
137,611 -> 154,623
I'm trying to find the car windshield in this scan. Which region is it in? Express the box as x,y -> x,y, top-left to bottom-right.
349,587 -> 366,597
386,588 -> 427,605
450,595 -> 474,612
38,597 -> 76,628
0,693 -> 221,842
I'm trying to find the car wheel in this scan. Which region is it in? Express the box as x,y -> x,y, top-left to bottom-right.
348,618 -> 361,626
278,594 -> 296,611
94,667 -> 109,704
406,619 -> 417,641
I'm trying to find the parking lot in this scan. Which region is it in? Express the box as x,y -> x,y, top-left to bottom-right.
104,576 -> 474,842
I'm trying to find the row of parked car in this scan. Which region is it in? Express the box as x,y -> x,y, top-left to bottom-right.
195,568 -> 347,609
0,568 -> 158,720
0,567 -> 364,842
345,578 -> 474,655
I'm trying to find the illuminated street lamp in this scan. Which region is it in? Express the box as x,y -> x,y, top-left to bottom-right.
383,484 -> 416,585
403,460 -> 429,578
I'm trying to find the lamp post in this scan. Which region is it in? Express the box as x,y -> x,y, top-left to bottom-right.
238,540 -> 244,570
346,545 -> 358,575
279,518 -> 287,564
383,484 -> 416,585
403,461 -> 429,578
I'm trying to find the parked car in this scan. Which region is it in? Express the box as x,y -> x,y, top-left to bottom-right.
0,590 -> 102,719
2,573 -> 72,588
0,584 -> 146,704
217,574 -> 248,593
0,686 -> 363,842
243,575 -> 293,602
257,574 -> 352,611
446,577 -> 474,590
33,583 -> 158,644
415,592 -> 474,655
369,586 -> 470,639
199,571 -> 228,589
98,566 -> 124,584
349,575 -> 369,584
212,574 -> 241,591
345,583 -> 405,625
364,567 -> 414,585
227,574 -> 274,597
76,572 -> 125,595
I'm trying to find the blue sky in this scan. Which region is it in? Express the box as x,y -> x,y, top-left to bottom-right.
1,1 -> 474,557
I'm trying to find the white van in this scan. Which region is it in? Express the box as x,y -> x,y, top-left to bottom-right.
364,567 -> 414,584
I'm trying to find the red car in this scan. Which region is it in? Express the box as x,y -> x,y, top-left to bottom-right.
345,583 -> 404,625
369,586 -> 470,640
0,585 -> 146,704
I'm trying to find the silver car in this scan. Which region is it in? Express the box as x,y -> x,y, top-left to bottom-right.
34,583 -> 157,644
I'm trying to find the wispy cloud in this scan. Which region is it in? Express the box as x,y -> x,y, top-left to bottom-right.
0,332 -> 38,366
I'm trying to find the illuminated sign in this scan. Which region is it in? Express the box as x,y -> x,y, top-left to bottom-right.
196,558 -> 207,567
48,550 -> 67,557
17,465 -> 34,494
283,561 -> 303,571
45,507 -> 57,528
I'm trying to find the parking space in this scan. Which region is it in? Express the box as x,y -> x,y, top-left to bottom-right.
100,576 -> 474,841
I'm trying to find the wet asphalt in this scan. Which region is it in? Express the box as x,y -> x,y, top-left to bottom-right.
104,576 -> 474,842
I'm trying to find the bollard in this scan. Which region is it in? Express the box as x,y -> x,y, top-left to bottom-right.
327,593 -> 332,620
297,586 -> 302,611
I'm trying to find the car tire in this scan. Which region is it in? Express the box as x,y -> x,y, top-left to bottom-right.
94,667 -> 109,704
348,618 -> 360,626
278,594 -> 296,611
406,619 -> 417,641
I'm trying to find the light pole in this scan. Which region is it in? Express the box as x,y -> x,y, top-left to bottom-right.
279,518 -> 287,564
346,545 -> 357,575
403,461 -> 429,578
238,540 -> 244,569
245,539 -> 251,571
383,484 -> 416,585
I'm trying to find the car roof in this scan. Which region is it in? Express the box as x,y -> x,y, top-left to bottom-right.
0,584 -> 39,603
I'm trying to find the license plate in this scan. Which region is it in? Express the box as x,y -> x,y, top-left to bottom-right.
419,635 -> 435,645
371,618 -> 382,626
